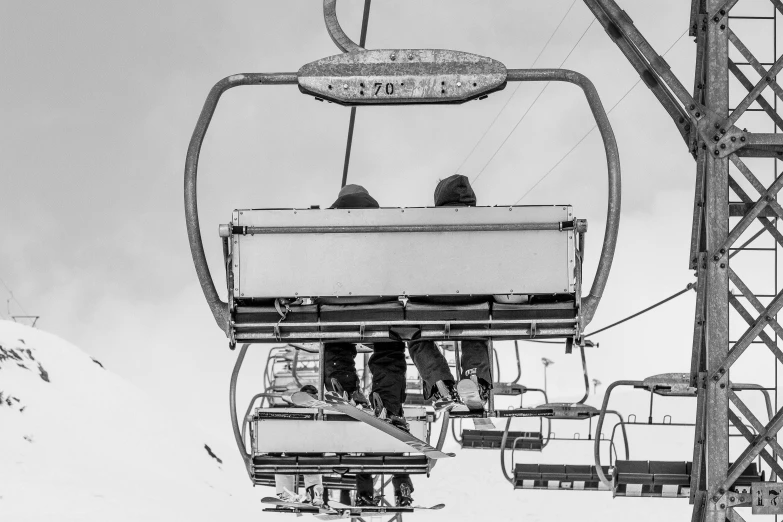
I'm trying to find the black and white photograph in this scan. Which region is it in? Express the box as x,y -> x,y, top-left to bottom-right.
3,1 -> 783,521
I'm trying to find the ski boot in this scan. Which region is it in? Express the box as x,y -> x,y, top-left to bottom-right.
395,483 -> 414,507
371,392 -> 410,432
456,368 -> 490,411
305,484 -> 325,507
355,494 -> 380,507
330,378 -> 371,410
276,490 -> 298,503
431,380 -> 461,412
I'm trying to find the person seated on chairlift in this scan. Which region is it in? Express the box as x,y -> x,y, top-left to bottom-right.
407,174 -> 494,412
274,384 -> 325,506
320,184 -> 415,508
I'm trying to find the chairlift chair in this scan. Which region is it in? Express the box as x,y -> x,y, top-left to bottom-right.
184,1 -> 621,350
187,0 -> 621,492
593,374 -> 770,499
233,341 -> 450,488
494,342 -> 627,492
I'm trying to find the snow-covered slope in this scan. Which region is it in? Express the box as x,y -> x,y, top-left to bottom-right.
0,320 -> 698,521
0,320 -> 257,522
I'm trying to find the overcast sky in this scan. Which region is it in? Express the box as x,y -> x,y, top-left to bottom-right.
2,1 -> 781,518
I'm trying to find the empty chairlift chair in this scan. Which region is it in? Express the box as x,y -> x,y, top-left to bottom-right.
501,402 -> 628,492
184,0 -> 620,487
497,344 -> 628,492
593,373 -> 770,499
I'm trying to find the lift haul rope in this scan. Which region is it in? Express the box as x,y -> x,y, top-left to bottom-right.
584,282 -> 695,338
471,18 -> 597,185
456,0 -> 579,176
514,28 -> 689,204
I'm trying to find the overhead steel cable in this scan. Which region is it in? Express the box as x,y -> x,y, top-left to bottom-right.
471,17 -> 597,185
518,281 -> 695,343
340,0 -> 372,188
513,28 -> 689,204
585,283 -> 695,337
454,0 -> 579,175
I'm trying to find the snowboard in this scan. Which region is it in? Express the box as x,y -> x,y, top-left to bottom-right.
291,391 -> 454,459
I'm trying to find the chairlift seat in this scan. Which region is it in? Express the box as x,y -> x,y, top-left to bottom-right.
406,302 -> 490,328
615,460 -> 654,485
227,206 -> 583,343
565,465 -> 593,482
320,302 -> 404,333
612,460 -> 760,498
651,461 -> 689,485
235,304 -> 319,335
513,464 -> 613,491
252,454 -> 429,475
461,429 -> 543,450
492,301 -> 576,327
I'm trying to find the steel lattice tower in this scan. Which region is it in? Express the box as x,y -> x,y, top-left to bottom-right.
578,1 -> 783,520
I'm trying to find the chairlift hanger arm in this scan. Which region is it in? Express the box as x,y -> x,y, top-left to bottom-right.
185,73 -> 297,334
594,379 -> 637,487
230,343 -> 253,477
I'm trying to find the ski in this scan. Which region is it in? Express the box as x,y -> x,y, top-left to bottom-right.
291,391 -> 454,459
329,501 -> 445,512
261,497 -> 337,514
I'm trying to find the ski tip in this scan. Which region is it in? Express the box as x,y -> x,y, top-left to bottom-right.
427,504 -> 446,510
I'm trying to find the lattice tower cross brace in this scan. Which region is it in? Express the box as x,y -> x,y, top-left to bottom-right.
575,1 -> 783,520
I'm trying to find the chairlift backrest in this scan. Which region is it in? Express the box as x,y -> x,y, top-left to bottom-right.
232,206 -> 576,299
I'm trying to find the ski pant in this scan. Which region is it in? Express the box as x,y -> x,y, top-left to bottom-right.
323,341 -> 411,497
275,474 -> 321,495
408,339 -> 492,399
323,341 -> 407,417
357,473 -> 414,497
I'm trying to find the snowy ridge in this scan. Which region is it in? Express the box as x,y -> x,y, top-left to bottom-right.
0,320 -> 694,521
0,320 -> 255,522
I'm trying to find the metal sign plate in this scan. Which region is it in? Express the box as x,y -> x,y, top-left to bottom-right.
298,49 -> 507,105
753,482 -> 783,514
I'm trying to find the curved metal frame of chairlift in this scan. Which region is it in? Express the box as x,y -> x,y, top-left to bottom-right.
593,375 -> 776,489
497,343 -> 627,484
183,0 -> 621,343
499,401 -> 628,485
